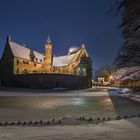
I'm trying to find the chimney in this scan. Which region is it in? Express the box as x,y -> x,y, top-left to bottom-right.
81,44 -> 85,49
7,36 -> 12,43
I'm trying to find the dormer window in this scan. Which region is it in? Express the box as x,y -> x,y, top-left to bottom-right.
29,50 -> 35,61
35,58 -> 38,61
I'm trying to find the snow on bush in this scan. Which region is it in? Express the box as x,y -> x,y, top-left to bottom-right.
113,66 -> 140,81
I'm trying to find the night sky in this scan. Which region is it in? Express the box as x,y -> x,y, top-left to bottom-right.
0,0 -> 123,70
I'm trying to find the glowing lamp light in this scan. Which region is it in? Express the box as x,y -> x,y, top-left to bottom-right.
109,75 -> 113,80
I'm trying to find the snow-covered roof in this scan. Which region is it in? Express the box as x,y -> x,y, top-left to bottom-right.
126,70 -> 140,80
9,41 -> 88,67
9,42 -> 45,63
53,53 -> 76,67
113,66 -> 140,81
53,49 -> 83,67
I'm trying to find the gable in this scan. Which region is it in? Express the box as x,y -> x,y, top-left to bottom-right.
53,47 -> 90,67
9,42 -> 45,63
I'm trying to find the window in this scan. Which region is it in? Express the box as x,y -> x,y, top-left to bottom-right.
23,61 -> 29,64
23,69 -> 28,74
76,67 -> 86,76
17,60 -> 19,65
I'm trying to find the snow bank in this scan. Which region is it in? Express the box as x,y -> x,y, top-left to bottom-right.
0,118 -> 140,140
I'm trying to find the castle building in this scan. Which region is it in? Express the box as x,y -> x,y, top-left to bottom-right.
0,36 -> 92,89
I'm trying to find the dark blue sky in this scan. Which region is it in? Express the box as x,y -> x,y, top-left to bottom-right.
0,0 -> 123,69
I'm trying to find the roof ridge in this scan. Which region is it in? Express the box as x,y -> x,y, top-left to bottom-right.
11,41 -> 30,50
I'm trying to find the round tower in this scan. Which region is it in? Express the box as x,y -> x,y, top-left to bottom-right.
44,36 -> 53,70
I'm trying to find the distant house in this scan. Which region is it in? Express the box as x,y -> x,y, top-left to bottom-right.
0,36 -> 92,89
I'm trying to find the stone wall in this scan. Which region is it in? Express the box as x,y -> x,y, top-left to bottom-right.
1,73 -> 91,89
13,57 -> 43,74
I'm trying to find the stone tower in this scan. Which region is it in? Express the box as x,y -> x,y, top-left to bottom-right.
44,36 -> 53,71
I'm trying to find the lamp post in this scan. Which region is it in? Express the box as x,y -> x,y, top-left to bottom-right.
109,76 -> 113,80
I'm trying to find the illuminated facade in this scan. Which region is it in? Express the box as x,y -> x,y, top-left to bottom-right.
0,36 -> 92,89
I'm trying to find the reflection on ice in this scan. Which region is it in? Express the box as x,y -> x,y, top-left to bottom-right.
34,98 -> 86,109
72,98 -> 86,106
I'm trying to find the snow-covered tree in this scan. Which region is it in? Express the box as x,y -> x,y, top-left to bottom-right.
108,0 -> 140,68
114,44 -> 140,68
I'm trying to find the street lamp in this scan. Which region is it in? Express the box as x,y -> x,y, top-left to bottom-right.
109,75 -> 113,80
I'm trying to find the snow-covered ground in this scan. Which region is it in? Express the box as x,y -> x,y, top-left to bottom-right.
0,118 -> 140,140
108,86 -> 140,102
0,87 -> 140,139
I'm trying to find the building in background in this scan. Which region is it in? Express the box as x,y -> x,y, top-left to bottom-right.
0,36 -> 92,89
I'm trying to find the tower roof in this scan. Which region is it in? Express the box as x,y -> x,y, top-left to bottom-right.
46,36 -> 51,44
